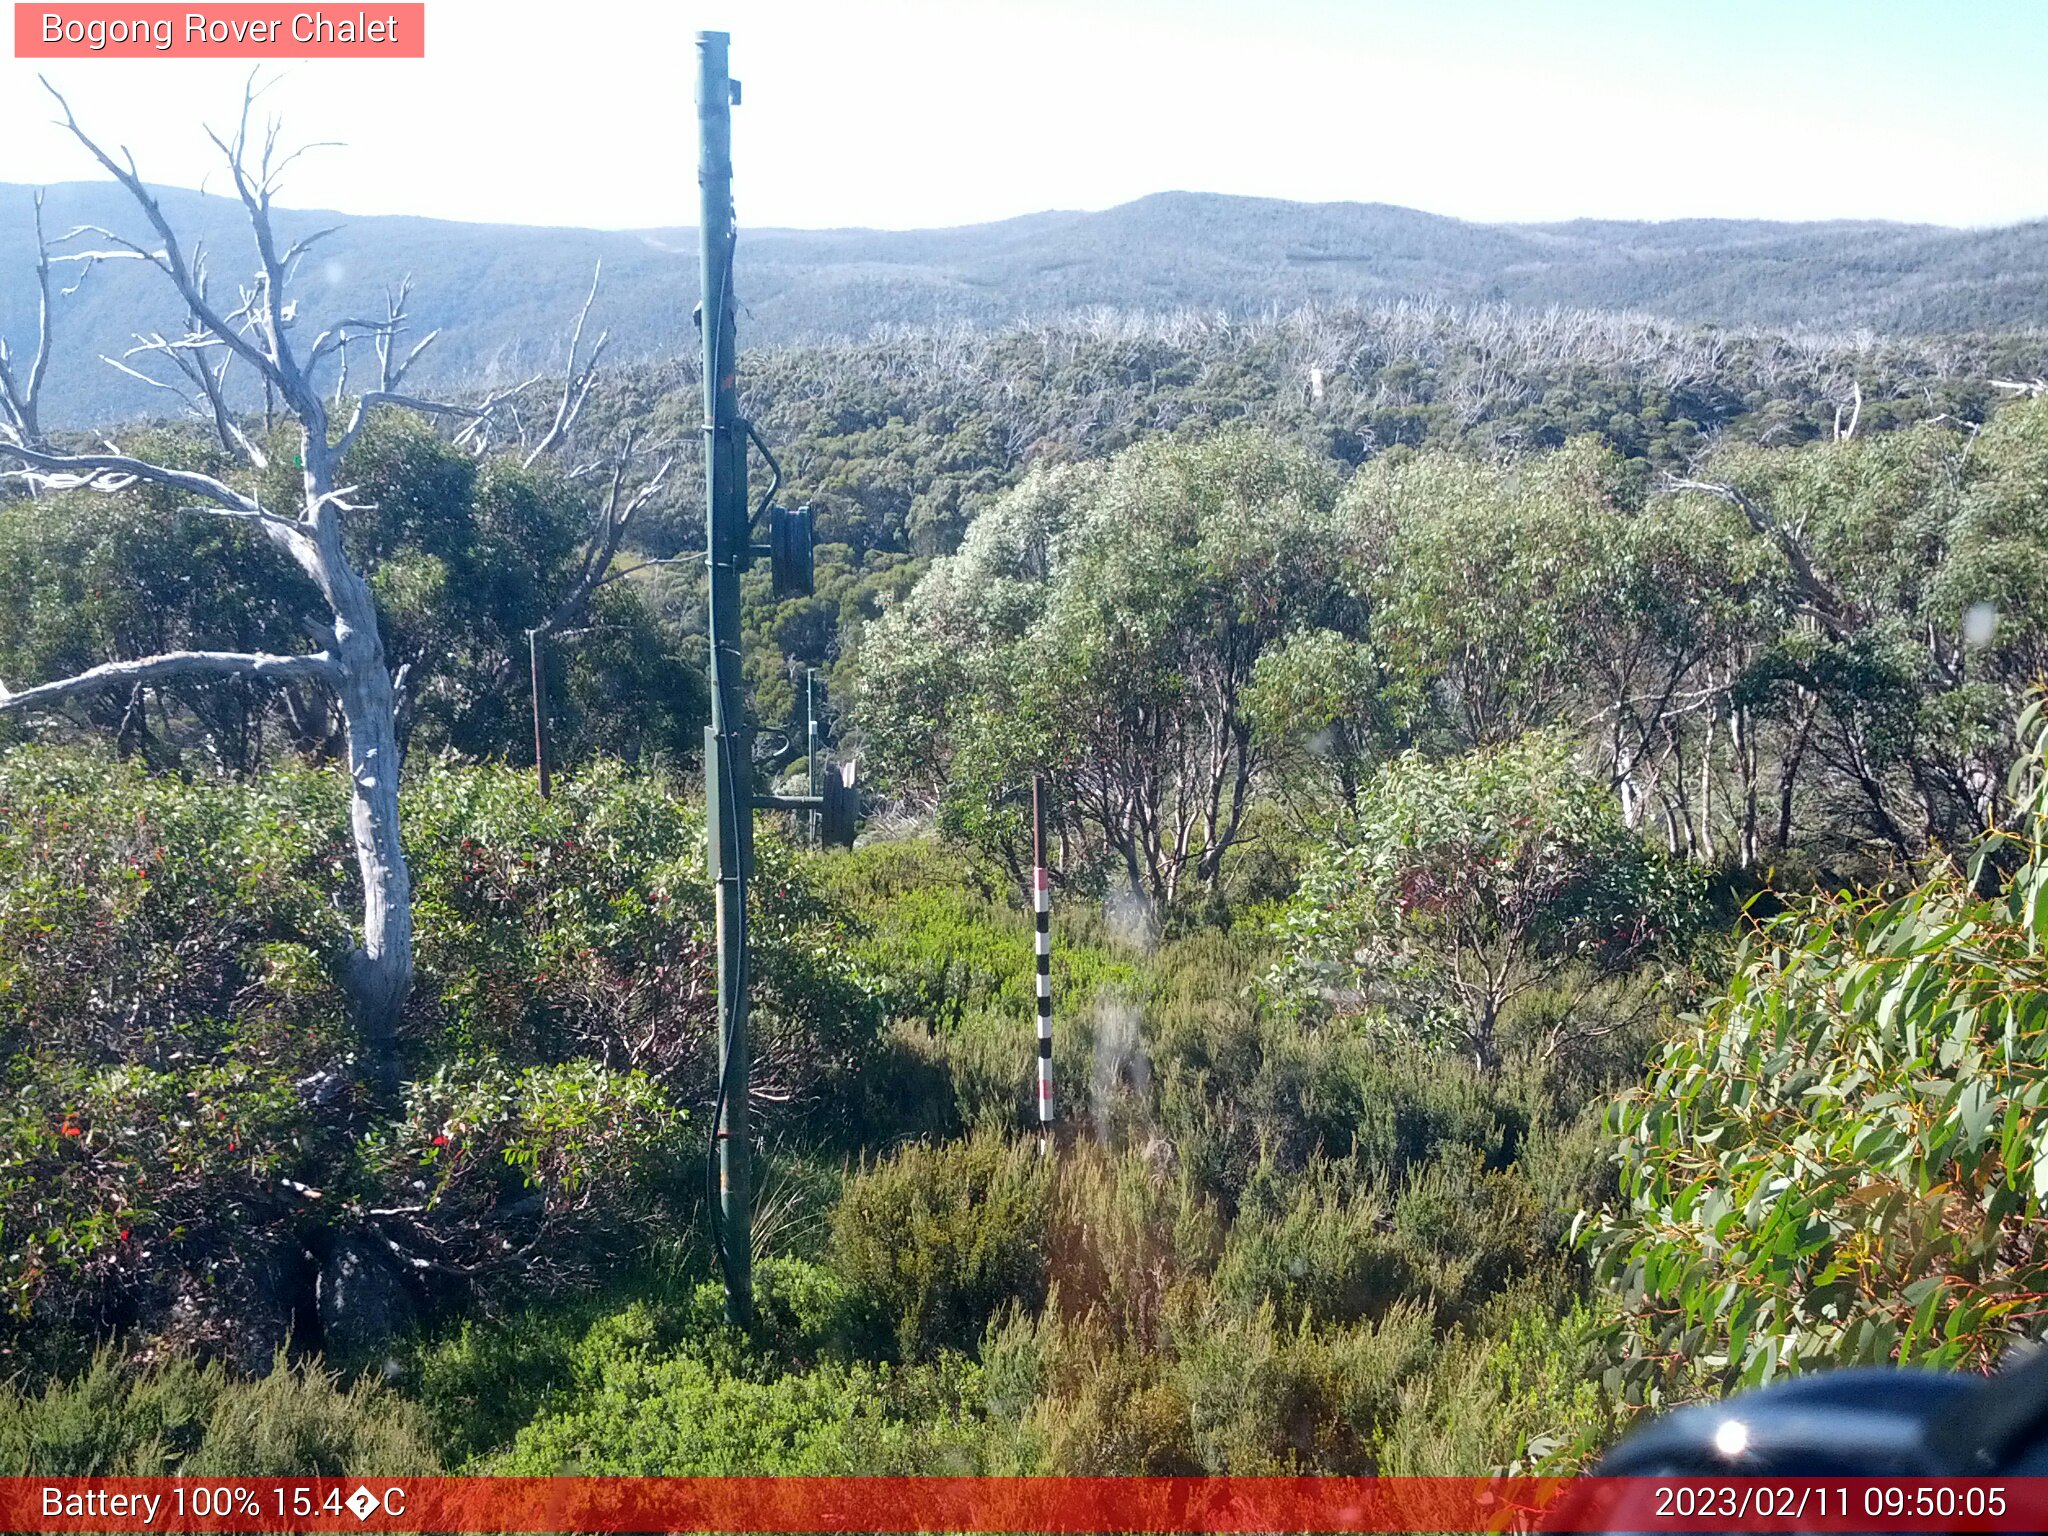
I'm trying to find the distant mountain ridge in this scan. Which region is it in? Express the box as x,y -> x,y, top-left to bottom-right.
3,182 -> 2044,426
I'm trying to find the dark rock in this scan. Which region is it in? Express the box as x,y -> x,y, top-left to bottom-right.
494,1192 -> 545,1225
154,1242 -> 307,1376
294,1069 -> 348,1108
316,1233 -> 417,1360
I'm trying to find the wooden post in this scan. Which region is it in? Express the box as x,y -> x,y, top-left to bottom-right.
528,627 -> 552,800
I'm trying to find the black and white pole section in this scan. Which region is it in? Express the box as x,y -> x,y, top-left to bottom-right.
1032,775 -> 1054,1149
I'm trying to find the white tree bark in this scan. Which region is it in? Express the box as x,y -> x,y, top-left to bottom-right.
0,81 -> 493,1095
0,190 -> 56,448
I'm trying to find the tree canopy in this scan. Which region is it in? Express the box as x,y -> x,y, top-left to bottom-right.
1597,701 -> 2048,1395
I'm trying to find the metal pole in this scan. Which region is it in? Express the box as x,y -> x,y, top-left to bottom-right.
806,668 -> 821,846
528,629 -> 552,800
1032,775 -> 1054,1151
699,29 -> 753,1324
806,670 -> 821,795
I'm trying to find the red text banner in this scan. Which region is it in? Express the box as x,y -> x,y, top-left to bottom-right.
8,1476 -> 2048,1533
15,4 -> 424,57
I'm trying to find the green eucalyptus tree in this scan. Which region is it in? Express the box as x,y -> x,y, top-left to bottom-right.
858,431 -> 1361,923
1270,732 -> 1701,1073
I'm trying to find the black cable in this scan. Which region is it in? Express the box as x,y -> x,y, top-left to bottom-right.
745,419 -> 782,535
701,215 -> 752,1315
705,720 -> 751,1310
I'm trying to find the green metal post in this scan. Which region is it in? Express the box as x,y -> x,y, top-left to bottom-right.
698,28 -> 753,1325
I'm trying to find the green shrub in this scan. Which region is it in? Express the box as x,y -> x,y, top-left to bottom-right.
1388,1149 -> 1550,1325
351,1059 -> 688,1301
499,1349 -> 985,1475
0,1058 -> 319,1362
1270,732 -> 1702,1072
984,1283 -> 1441,1474
1596,701 -> 2048,1395
814,839 -> 1145,1034
831,1130 -> 1051,1359
1374,1304 -> 1615,1474
0,748 -> 871,1362
0,1349 -> 437,1475
1213,1160 -> 1408,1329
1168,1293 -> 1438,1473
1044,1144 -> 1223,1346
1149,985 -> 1524,1211
408,1305 -> 605,1468
491,1259 -> 983,1475
982,1305 -> 1200,1474
407,762 -> 879,1120
0,748 -> 351,1071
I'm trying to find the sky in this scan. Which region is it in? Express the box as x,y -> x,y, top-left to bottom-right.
3,0 -> 2045,232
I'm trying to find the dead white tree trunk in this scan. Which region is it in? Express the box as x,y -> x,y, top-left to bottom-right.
0,82 -> 492,1095
0,187 -> 99,450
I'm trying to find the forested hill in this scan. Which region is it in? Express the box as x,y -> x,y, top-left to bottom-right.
5,179 -> 2047,425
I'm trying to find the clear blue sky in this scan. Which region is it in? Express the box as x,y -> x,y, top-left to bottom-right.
4,0 -> 2043,230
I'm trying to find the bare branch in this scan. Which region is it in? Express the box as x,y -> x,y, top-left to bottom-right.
1666,476 -> 1851,638
0,441 -> 265,514
379,277 -> 425,391
385,327 -> 440,391
595,553 -> 691,587
1833,378 -> 1862,441
49,226 -> 163,268
0,649 -> 340,714
538,440 -> 676,632
279,220 -> 344,274
332,388 -> 490,462
314,281 -> 435,394
522,261 -> 610,468
174,333 -> 266,466
209,114 -> 323,428
171,501 -> 303,535
0,190 -> 58,448
452,374 -> 544,454
40,79 -> 295,406
99,347 -> 190,396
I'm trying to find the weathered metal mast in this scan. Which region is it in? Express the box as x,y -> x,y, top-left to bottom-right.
698,28 -> 755,1324
697,31 -> 858,1324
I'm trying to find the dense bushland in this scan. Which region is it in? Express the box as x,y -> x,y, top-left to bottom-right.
20,305 -> 2040,806
0,750 -> 873,1376
6,305 -> 2048,1476
0,752 -> 1632,1472
1597,701 -> 2048,1397
0,413 -> 703,777
601,310 -> 2048,750
0,1351 -> 436,1475
399,834 -> 1635,1476
859,400 -> 2048,917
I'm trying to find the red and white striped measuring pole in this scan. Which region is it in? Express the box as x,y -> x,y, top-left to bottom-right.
1032,775 -> 1054,1150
